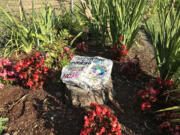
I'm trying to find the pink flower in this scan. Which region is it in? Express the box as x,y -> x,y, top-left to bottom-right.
0,83 -> 4,89
99,127 -> 105,134
121,44 -> 127,50
0,69 -> 7,78
45,53 -> 49,57
3,58 -> 11,66
7,71 -> 14,76
81,0 -> 86,4
0,58 -> 3,67
69,55 -> 74,60
64,47 -> 70,52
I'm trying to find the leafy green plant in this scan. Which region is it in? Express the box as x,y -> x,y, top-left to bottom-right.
0,7 -> 35,56
78,0 -> 109,46
32,3 -> 61,46
78,0 -> 147,49
0,2 -> 64,57
44,42 -> 74,71
0,118 -> 8,134
145,1 -> 180,80
108,0 -> 147,49
59,9 -> 85,35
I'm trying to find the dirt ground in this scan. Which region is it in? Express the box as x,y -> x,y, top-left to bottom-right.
0,33 -> 161,135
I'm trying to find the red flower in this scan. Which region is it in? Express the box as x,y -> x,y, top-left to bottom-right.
19,74 -> 24,79
148,87 -> 159,95
119,36 -> 124,41
23,73 -> 27,79
34,53 -> 41,58
137,90 -> 144,96
33,74 -> 39,82
141,102 -> 151,111
77,42 -> 88,53
14,53 -> 50,90
160,121 -> 170,128
27,79 -> 34,88
81,103 -> 121,135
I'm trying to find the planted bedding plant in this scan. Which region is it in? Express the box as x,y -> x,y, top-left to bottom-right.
81,102 -> 121,135
14,53 -> 52,90
136,1 -> 180,134
0,58 -> 15,89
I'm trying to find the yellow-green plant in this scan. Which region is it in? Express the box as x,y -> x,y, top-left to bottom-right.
145,1 -> 180,80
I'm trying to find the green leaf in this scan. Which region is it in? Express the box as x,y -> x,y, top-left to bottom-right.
157,106 -> 180,112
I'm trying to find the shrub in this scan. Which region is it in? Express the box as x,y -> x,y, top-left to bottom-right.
43,41 -> 75,72
81,102 -> 121,135
14,53 -> 51,90
0,58 -> 15,88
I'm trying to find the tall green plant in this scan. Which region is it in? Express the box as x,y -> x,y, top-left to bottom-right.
145,1 -> 180,80
78,0 -> 109,46
32,3 -> 61,46
108,0 -> 147,49
78,0 -> 147,48
0,7 -> 34,56
0,2 -> 62,57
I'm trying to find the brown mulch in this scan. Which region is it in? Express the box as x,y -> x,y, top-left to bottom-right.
0,33 -> 161,135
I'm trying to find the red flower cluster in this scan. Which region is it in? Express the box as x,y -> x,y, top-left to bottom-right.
157,111 -> 180,135
148,77 -> 177,91
137,77 -> 177,112
14,53 -> 51,90
0,58 -> 15,88
137,77 -> 179,134
120,56 -> 142,80
77,41 -> 88,53
159,121 -> 180,135
137,87 -> 159,111
111,45 -> 129,61
111,36 -> 129,61
80,103 -> 121,135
